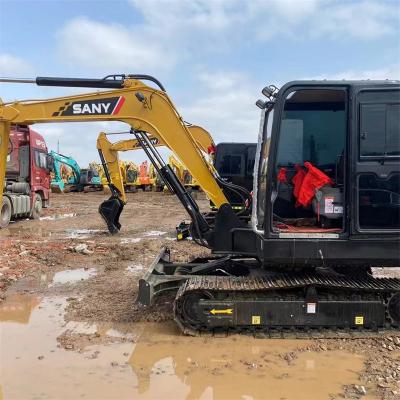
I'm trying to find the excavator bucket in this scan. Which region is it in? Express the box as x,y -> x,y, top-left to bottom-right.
98,195 -> 124,234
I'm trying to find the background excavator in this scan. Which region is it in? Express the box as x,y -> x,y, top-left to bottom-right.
96,126 -> 253,221
167,154 -> 200,191
0,74 -> 398,336
49,150 -> 102,193
94,126 -> 214,199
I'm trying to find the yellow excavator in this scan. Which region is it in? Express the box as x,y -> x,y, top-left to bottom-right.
90,159 -> 140,192
167,154 -> 200,191
96,126 -> 213,196
0,74 -> 399,336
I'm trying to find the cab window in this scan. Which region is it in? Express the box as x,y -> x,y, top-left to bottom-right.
360,102 -> 400,158
35,150 -> 48,169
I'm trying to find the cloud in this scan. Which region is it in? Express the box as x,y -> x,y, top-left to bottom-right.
130,0 -> 399,43
55,1 -> 398,75
180,70 -> 261,143
309,64 -> 400,80
56,17 -> 173,73
0,54 -> 34,76
309,1 -> 399,39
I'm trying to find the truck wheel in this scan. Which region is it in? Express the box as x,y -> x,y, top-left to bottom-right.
0,197 -> 12,228
31,194 -> 42,219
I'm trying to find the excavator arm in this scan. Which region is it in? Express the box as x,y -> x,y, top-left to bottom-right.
0,75 -> 228,234
96,124 -> 214,203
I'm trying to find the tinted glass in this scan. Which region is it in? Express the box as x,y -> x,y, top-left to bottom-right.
359,89 -> 400,159
247,146 -> 256,175
360,104 -> 386,157
359,173 -> 400,230
386,104 -> 400,156
219,154 -> 243,175
276,90 -> 346,169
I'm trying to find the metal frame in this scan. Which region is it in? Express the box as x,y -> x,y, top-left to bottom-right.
137,247 -> 240,305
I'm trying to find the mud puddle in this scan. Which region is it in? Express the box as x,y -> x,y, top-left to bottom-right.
0,293 -> 376,400
65,229 -> 107,239
39,213 -> 76,221
143,230 -> 167,237
121,237 -> 142,244
49,268 -> 97,286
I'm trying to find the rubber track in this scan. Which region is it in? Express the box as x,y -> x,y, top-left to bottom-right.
174,274 -> 400,337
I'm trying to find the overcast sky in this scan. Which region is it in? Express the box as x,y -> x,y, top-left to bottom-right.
0,0 -> 399,166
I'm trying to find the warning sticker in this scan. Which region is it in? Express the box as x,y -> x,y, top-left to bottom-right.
355,316 -> 364,325
325,197 -> 334,214
307,303 -> 317,314
334,206 -> 343,214
252,316 -> 261,325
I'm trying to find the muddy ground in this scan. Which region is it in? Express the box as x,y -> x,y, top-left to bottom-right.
0,191 -> 399,400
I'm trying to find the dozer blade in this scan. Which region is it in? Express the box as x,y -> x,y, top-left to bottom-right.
98,196 -> 124,234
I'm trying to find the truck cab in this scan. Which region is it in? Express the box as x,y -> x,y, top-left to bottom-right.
1,125 -> 50,227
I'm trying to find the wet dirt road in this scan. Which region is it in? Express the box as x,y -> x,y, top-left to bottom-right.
0,192 -> 399,400
0,294 -> 369,400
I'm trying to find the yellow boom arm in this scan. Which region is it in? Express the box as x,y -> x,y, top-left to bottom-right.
0,77 -> 227,211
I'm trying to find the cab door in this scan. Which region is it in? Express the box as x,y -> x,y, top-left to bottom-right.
352,86 -> 400,235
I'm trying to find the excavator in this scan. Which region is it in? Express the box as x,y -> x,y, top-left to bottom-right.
0,75 -> 399,336
49,150 -> 102,192
49,150 -> 80,192
167,154 -> 200,191
95,123 -> 216,199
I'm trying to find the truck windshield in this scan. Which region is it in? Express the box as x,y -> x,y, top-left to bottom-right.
253,107 -> 274,232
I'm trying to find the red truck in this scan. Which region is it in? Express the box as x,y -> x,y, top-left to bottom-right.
1,125 -> 51,228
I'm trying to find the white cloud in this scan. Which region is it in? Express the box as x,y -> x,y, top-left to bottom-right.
130,0 -> 399,43
309,1 -> 399,39
309,64 -> 400,80
56,17 -> 173,73
180,70 -> 261,143
54,1 -> 398,75
0,54 -> 34,76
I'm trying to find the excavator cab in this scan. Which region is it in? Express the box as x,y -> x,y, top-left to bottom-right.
253,81 -> 400,265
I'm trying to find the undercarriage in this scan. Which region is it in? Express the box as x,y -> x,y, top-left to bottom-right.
138,247 -> 400,337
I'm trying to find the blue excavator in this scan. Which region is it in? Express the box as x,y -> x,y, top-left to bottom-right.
49,150 -> 101,193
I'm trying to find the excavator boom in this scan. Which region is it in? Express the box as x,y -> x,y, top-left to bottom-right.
0,75 -> 226,202
0,75 -> 228,234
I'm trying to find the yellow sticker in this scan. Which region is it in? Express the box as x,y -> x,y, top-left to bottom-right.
210,308 -> 233,315
252,316 -> 261,325
355,316 -> 364,325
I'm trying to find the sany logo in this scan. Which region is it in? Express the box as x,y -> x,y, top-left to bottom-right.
53,96 -> 125,117
73,103 -> 111,114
